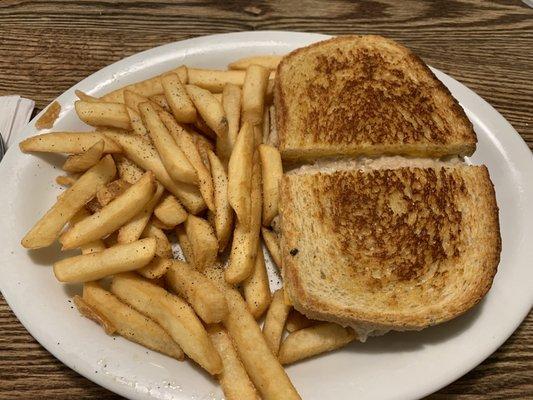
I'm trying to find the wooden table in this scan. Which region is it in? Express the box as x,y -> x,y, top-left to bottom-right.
0,0 -> 531,398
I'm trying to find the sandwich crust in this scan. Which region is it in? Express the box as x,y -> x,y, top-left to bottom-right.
275,35 -> 477,162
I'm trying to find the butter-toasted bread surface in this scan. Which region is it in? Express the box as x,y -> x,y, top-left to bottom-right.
275,35 -> 477,162
280,162 -> 500,337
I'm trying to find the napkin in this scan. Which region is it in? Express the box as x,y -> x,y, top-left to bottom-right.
0,95 -> 35,149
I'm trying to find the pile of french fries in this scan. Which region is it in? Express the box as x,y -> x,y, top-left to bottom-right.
20,54 -> 356,400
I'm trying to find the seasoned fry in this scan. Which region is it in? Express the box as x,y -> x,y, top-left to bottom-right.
111,272 -> 222,375
54,237 -> 156,282
176,224 -> 194,263
207,325 -> 258,400
189,129 -> 215,152
96,179 -> 131,206
113,154 -> 144,184
75,101 -> 131,130
139,102 -> 197,185
21,155 -> 116,249
278,323 -> 357,365
151,216 -> 174,230
185,85 -> 228,138
137,257 -> 172,279
142,223 -> 173,258
35,101 -> 61,129
20,131 -> 121,154
124,90 -> 164,114
285,310 -> 316,333
262,289 -> 291,356
227,122 -> 253,227
82,281 -> 184,359
56,174 -> 79,187
188,68 -> 245,92
207,150 -> 233,251
159,111 -> 215,211
185,214 -> 218,271
216,83 -> 241,165
192,116 -> 217,139
74,295 -> 116,334
229,55 -> 283,71
153,193 -> 187,228
161,73 -> 196,123
60,172 -> 155,249
223,288 -> 301,400
70,209 -> 106,254
258,144 -> 282,226
166,260 -> 228,324
243,244 -> 271,319
117,183 -> 164,244
262,227 -> 281,269
126,107 -> 150,140
63,140 -> 104,173
75,90 -> 99,103
104,132 -> 205,214
149,94 -> 171,111
242,65 -> 270,125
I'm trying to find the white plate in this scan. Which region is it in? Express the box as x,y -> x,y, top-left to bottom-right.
0,31 -> 532,400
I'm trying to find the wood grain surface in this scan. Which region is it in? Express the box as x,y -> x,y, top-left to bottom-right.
0,0 -> 531,399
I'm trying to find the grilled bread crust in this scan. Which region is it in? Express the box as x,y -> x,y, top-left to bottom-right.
275,35 -> 477,162
280,164 -> 500,337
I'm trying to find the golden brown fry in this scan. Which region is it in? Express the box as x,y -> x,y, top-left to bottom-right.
75,101 -> 131,130
161,73 -> 196,123
124,90 -> 163,114
73,295 -> 116,334
21,155 -> 116,249
265,79 -> 275,105
70,209 -> 106,254
242,65 -> 270,126
261,227 -> 281,269
153,193 -> 187,228
285,310 -> 317,333
185,85 -> 228,138
262,289 -> 291,356
207,150 -> 233,251
166,260 -> 228,324
207,324 -> 258,400
187,68 -> 245,92
111,272 -> 222,375
54,238 -> 156,282
62,140 -> 104,173
20,131 -> 121,154
35,101 -> 61,129
216,83 -> 241,165
137,257 -> 172,279
278,323 -> 357,365
262,107 -> 270,144
189,129 -> 215,152
75,90 -> 99,103
176,224 -> 194,263
82,282 -> 184,359
149,94 -> 171,111
228,55 -> 283,70
96,179 -> 131,207
113,154 -> 144,184
142,222 -> 173,259
227,122 -> 253,227
56,174 -> 79,187
258,144 -> 282,226
243,244 -> 271,319
223,288 -> 301,400
104,132 -> 206,214
60,172 -> 155,249
185,214 -> 218,271
192,116 -> 217,140
268,105 -> 278,147
126,107 -> 150,140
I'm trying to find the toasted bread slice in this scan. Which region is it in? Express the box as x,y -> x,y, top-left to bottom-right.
275,35 -> 477,162
280,158 -> 500,340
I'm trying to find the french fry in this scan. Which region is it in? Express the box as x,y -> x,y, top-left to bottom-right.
268,105 -> 278,147
185,214 -> 218,271
60,172 -> 155,250
35,101 -> 61,129
21,155 -> 116,249
227,122 -> 253,227
265,79 -> 275,105
243,244 -> 271,319
229,55 -> 283,71
104,132 -> 206,214
124,90 -> 165,114
216,83 -> 241,165
176,224 -> 194,263
20,131 -> 121,154
258,144 -> 282,226
187,68 -> 245,92
185,85 -> 228,138
75,90 -> 99,103
161,73 -> 196,123
70,209 -> 106,254
192,116 -> 217,139
74,295 -> 116,334
153,193 -> 187,228
137,257 -> 172,279
111,272 -> 222,375
142,223 -> 173,259
149,94 -> 171,111
262,289 -> 291,356
126,107 -> 150,140
242,65 -> 270,125
262,107 -> 270,144
139,102 -> 197,185
262,227 -> 281,269
151,215 -> 176,230
225,155 -> 262,284
113,154 -> 144,184
166,260 -> 228,324
278,323 -> 357,365
285,310 -> 317,333
54,237 -> 156,282
207,325 -> 258,400
253,125 -> 262,146
213,93 -> 223,103
159,111 -> 215,211
75,101 -> 131,130
62,140 -> 104,173
117,183 -> 164,244
56,174 -> 79,187
82,282 -> 184,359
189,129 -> 215,152
207,150 -> 233,251
96,179 -> 131,206
223,288 -> 301,400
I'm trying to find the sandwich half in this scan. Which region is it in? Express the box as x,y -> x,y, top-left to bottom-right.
274,35 -> 477,162
280,158 -> 500,340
